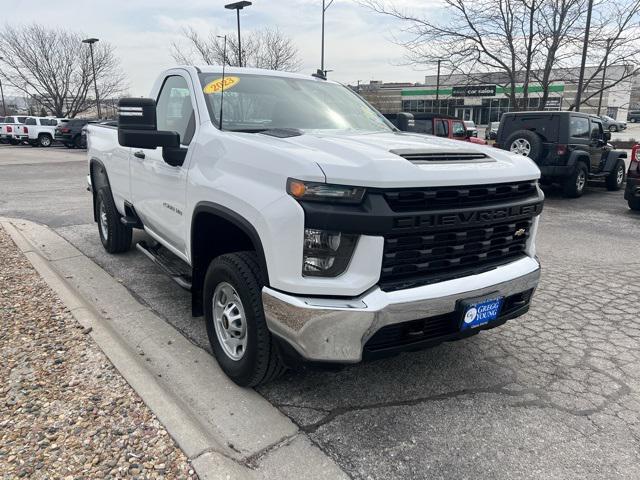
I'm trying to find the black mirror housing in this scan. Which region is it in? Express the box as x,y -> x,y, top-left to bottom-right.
117,97 -> 181,149
396,112 -> 415,131
118,98 -> 157,130
604,131 -> 612,141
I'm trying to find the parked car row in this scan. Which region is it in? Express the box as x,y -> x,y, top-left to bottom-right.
0,116 -> 113,149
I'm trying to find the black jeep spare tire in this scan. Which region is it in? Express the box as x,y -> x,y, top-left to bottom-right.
505,130 -> 544,162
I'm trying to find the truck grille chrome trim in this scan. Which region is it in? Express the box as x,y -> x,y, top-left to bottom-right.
391,150 -> 489,164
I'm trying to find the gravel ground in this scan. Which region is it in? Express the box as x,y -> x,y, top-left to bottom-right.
0,226 -> 198,480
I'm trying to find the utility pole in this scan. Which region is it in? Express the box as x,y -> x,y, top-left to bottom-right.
82,38 -> 101,119
574,0 -> 593,112
435,59 -> 442,113
321,0 -> 335,76
597,38 -> 614,116
225,2 -> 252,67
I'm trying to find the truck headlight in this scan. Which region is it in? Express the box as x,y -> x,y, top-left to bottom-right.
302,228 -> 358,277
287,178 -> 365,204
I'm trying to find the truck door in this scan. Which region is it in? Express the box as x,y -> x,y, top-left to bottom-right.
130,74 -> 197,257
588,118 -> 606,172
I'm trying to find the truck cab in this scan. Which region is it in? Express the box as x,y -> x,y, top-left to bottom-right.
385,112 -> 487,145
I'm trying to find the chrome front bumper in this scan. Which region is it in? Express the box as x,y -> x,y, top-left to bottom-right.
262,256 -> 541,362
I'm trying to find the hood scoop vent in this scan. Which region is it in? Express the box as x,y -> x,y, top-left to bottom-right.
391,149 -> 492,164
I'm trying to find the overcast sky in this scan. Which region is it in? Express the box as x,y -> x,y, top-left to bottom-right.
2,0 -> 441,96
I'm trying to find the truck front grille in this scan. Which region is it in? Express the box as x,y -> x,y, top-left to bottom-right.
378,181 -> 541,292
383,180 -> 537,212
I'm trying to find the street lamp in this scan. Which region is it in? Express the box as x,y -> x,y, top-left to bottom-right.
574,0 -> 593,112
82,38 -> 101,119
321,0 -> 335,76
225,1 -> 252,67
0,56 -> 6,116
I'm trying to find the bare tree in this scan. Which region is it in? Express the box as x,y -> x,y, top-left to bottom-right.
0,24 -> 127,118
170,26 -> 301,71
359,0 -> 640,112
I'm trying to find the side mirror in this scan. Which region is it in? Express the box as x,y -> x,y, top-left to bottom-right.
117,98 -> 180,150
604,131 -> 611,142
396,112 -> 415,131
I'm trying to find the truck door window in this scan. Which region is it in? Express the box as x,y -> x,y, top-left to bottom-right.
569,116 -> 590,138
156,75 -> 196,146
25,118 -> 37,125
414,119 -> 432,134
435,120 -> 448,137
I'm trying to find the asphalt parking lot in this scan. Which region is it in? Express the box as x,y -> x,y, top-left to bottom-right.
1,143 -> 640,479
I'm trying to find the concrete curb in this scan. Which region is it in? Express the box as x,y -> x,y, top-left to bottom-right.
1,217 -> 349,480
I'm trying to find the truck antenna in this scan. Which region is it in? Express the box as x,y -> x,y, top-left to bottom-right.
217,35 -> 227,131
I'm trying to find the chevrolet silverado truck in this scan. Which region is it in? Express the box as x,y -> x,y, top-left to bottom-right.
87,66 -> 544,386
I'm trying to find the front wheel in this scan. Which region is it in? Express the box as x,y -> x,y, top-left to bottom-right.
203,251 -> 285,387
563,162 -> 588,198
606,160 -> 625,191
610,125 -> 618,133
96,188 -> 132,253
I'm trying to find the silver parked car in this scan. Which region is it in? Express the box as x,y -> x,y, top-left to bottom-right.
600,115 -> 626,132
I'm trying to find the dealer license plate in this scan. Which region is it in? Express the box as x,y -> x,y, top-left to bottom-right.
460,296 -> 504,331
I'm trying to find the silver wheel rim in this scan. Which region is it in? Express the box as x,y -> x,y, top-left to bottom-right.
510,138 -> 531,156
41,136 -> 51,146
617,166 -> 624,184
576,170 -> 586,191
99,200 -> 108,239
213,282 -> 247,361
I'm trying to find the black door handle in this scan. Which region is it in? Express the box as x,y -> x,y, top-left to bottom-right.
134,150 -> 145,159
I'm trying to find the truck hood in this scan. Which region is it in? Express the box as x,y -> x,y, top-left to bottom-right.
268,131 -> 540,188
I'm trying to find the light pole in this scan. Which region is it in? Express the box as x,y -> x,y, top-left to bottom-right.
225,1 -> 252,67
574,0 -> 593,112
321,0 -> 335,76
0,56 -> 6,116
217,35 -> 228,130
435,59 -> 442,112
82,38 -> 101,119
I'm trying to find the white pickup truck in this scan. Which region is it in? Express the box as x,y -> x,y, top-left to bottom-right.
24,117 -> 66,147
87,66 -> 543,386
1,115 -> 28,144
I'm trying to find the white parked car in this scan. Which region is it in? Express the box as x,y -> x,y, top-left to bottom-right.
87,66 -> 543,386
1,115 -> 28,145
24,117 -> 67,147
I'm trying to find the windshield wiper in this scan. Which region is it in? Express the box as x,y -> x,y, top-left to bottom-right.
229,128 -> 303,138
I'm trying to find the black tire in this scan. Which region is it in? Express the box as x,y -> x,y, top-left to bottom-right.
610,125 -> 618,133
629,197 -> 640,211
606,160 -> 625,191
74,135 -> 84,149
9,139 -> 19,145
38,134 -> 52,147
504,130 -> 544,162
203,251 -> 285,387
562,162 -> 588,198
96,187 -> 132,253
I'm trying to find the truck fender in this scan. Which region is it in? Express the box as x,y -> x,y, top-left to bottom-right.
89,158 -> 113,222
190,202 -> 269,317
567,151 -> 591,171
602,150 -> 627,172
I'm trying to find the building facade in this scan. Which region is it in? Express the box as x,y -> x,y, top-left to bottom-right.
360,65 -> 635,126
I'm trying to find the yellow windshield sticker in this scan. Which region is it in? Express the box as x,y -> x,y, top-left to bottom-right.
203,76 -> 240,94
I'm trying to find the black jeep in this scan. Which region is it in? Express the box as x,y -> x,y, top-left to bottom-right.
496,111 -> 627,197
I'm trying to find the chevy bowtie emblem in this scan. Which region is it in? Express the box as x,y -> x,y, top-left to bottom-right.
514,228 -> 526,237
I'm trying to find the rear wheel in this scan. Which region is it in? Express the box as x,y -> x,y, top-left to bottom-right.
74,135 -> 84,149
204,251 -> 285,387
606,160 -> 625,191
9,139 -> 19,145
96,187 -> 132,253
563,162 -> 588,198
629,197 -> 640,211
38,134 -> 52,147
505,130 -> 544,162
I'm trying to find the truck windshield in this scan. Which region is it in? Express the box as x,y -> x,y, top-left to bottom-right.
199,73 -> 392,133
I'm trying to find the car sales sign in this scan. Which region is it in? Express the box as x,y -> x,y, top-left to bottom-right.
452,85 -> 497,97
